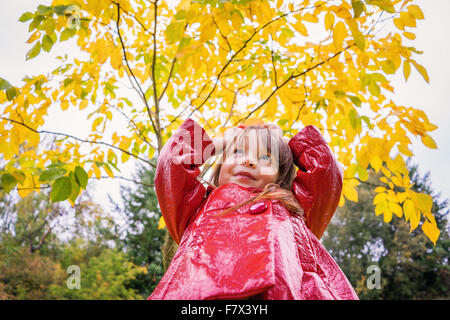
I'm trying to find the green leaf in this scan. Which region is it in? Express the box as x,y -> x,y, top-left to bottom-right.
368,82 -> 380,97
42,34 -> 54,52
60,28 -> 76,41
18,12 -> 34,22
166,22 -> 185,43
175,10 -> 187,20
0,77 -> 12,90
372,73 -> 388,83
361,73 -> 372,89
347,95 -> 362,107
37,5 -> 52,15
334,90 -> 346,98
11,170 -> 26,184
0,78 -> 17,100
350,25 -> 365,51
74,166 -> 88,189
39,167 -> 67,182
349,108 -> 358,129
1,173 -> 18,193
361,116 -> 374,129
26,41 -> 41,60
366,0 -> 395,13
6,87 -> 17,101
53,5 -> 71,16
50,176 -> 72,202
68,174 -> 81,202
351,0 -> 365,18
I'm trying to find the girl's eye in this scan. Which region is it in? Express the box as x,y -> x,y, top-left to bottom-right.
259,154 -> 271,161
233,148 -> 243,155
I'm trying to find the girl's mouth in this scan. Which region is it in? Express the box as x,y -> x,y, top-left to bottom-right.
234,171 -> 256,180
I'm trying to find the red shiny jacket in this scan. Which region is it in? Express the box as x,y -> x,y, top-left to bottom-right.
148,118 -> 358,300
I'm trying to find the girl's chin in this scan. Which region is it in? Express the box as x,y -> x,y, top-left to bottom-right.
231,176 -> 258,188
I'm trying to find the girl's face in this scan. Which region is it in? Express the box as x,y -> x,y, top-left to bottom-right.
218,130 -> 279,189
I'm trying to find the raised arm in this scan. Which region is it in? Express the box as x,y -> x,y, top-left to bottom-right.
154,118 -> 215,244
288,125 -> 343,240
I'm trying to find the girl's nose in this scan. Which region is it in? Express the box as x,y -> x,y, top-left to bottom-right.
242,158 -> 256,168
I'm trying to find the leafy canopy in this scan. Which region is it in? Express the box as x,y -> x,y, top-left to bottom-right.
0,0 -> 440,243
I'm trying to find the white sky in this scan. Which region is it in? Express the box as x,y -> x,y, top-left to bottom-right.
1,0 -> 449,212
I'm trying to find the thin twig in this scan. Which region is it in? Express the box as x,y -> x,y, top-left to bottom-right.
239,44 -> 354,122
114,2 -> 160,151
0,117 -> 155,168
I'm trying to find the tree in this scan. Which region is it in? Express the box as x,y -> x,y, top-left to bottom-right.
110,162 -> 166,297
49,239 -> 147,300
0,0 -> 441,243
0,246 -> 64,299
322,163 -> 450,299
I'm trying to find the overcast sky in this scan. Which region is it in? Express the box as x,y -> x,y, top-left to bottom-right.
1,0 -> 449,212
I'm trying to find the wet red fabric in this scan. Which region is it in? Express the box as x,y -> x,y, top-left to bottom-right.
148,118 -> 358,300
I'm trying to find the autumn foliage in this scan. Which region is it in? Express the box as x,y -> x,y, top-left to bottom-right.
0,0 -> 440,243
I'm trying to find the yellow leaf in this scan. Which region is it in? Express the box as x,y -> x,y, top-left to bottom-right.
393,17 -> 404,30
333,21 -> 347,50
414,192 -> 433,213
370,155 -> 382,172
409,206 -> 420,232
200,22 -> 216,42
389,202 -> 403,217
398,143 -> 413,156
374,192 -> 387,205
104,165 -> 114,178
302,13 -> 319,23
324,12 -> 335,31
383,208 -> 393,223
407,5 -> 424,20
403,31 -> 416,40
158,216 -> 166,229
295,20 -> 308,37
80,99 -> 89,110
411,60 -> 430,83
61,100 -> 69,111
375,201 -> 387,216
26,31 -> 41,44
231,11 -> 243,29
422,220 -> 439,245
344,184 -> 358,202
421,133 -> 437,149
93,163 -> 101,179
400,11 -> 416,28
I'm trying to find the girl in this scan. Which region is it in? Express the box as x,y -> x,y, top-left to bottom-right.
148,118 -> 358,300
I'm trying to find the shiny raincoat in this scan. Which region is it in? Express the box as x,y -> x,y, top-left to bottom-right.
148,118 -> 358,300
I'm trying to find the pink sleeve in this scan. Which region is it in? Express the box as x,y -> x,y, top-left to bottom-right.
154,118 -> 215,244
288,125 -> 343,239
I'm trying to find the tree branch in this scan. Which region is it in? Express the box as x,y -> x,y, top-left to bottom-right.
239,44 -> 354,122
0,117 -> 156,168
150,0 -> 162,152
113,2 -> 160,151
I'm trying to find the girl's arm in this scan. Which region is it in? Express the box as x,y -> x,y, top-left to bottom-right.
288,125 -> 343,240
154,118 -> 216,244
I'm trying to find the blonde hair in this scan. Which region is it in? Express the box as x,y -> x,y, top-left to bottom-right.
209,125 -> 304,217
